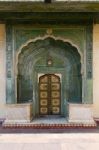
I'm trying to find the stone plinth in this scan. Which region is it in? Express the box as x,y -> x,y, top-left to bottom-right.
3,103 -> 33,124
68,103 -> 96,126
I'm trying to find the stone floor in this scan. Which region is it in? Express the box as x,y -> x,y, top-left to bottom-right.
0,133 -> 99,150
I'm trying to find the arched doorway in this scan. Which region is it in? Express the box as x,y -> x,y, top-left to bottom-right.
39,74 -> 61,115
17,37 -> 82,117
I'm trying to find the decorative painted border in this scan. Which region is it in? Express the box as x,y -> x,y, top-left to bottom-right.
3,123 -> 97,129
6,25 -> 15,104
86,26 -> 93,79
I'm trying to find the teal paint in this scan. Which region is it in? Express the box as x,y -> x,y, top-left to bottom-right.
14,26 -> 85,52
6,24 -> 93,116
6,25 -> 16,104
17,38 -> 82,116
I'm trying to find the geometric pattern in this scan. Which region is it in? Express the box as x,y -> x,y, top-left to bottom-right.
39,74 -> 61,115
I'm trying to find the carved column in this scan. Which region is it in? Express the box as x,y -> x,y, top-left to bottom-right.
86,26 -> 93,79
84,25 -> 93,104
6,24 -> 16,104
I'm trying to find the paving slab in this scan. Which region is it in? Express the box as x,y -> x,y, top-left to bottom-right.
0,134 -> 99,150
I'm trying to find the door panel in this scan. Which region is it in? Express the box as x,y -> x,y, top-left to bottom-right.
52,107 -> 60,114
52,99 -> 60,105
51,75 -> 59,82
51,83 -> 60,90
40,107 -> 48,114
40,84 -> 48,90
39,74 -> 61,115
40,99 -> 48,106
51,91 -> 60,98
40,91 -> 48,98
40,76 -> 48,83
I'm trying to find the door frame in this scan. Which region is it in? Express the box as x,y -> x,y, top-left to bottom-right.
32,67 -> 67,118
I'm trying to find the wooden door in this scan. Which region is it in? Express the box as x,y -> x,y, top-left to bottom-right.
39,74 -> 61,115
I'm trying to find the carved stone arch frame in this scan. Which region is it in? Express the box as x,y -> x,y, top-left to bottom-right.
16,35 -> 83,75
15,35 -> 84,103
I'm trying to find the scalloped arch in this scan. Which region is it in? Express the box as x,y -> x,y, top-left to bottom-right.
16,35 -> 83,75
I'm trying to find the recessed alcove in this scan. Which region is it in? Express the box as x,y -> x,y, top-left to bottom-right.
17,37 -> 82,117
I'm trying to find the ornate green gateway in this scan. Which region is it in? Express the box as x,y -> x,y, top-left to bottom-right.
6,23 -> 93,117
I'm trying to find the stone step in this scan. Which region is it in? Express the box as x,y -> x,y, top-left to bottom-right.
3,114 -> 97,129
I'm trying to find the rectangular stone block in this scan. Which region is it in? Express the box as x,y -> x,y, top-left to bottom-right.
4,103 -> 33,124
68,103 -> 96,125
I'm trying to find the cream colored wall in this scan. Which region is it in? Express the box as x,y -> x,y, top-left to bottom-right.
0,24 -> 6,119
93,24 -> 99,119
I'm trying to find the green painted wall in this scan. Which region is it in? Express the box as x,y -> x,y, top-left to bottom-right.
17,37 -> 81,116
6,24 -> 93,117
